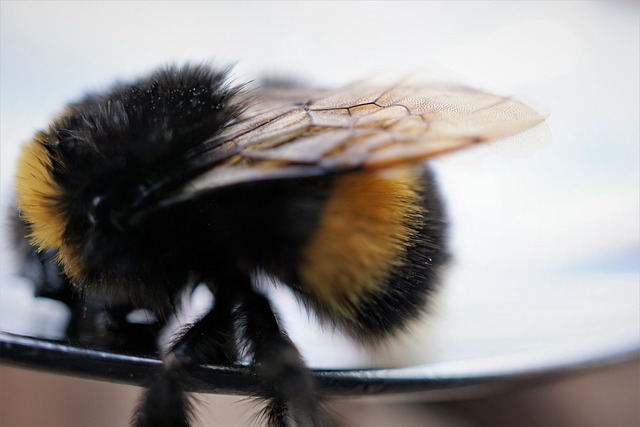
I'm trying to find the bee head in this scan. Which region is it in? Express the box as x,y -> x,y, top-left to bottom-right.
14,64 -> 242,287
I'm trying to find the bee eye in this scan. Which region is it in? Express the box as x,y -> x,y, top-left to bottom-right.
78,196 -> 101,229
88,196 -> 103,226
89,194 -> 125,231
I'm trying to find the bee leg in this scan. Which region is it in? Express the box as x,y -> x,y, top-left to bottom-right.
132,289 -> 236,427
239,290 -> 328,427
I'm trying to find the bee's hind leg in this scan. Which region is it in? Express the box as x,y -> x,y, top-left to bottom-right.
132,289 -> 236,427
237,289 -> 330,427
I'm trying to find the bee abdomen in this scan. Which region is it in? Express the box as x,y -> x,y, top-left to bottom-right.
295,166 -> 447,341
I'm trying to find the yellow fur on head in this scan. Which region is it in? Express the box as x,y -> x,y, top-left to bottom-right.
15,137 -> 66,251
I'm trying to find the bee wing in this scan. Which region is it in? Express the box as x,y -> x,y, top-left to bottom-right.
181,80 -> 545,195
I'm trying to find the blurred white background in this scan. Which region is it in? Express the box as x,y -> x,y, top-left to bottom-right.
1,1 -> 638,426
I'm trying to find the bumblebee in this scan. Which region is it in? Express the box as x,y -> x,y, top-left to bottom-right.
13,64 -> 543,426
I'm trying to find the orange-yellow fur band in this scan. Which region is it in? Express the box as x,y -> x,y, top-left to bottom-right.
299,168 -> 423,317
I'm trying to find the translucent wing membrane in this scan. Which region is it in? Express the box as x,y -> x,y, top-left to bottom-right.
182,80 -> 545,195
